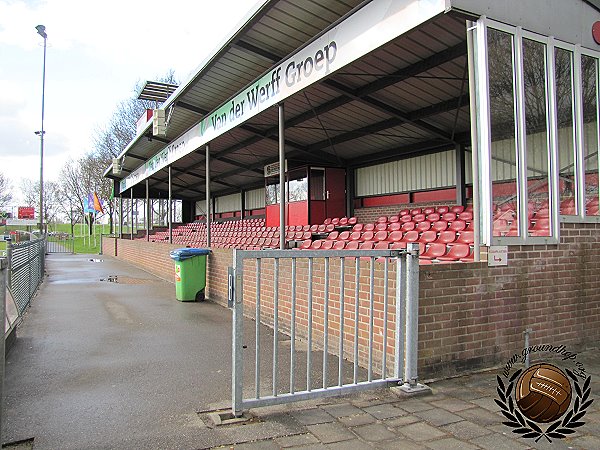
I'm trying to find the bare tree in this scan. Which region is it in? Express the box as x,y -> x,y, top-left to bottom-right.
0,172 -> 12,211
20,179 -> 61,229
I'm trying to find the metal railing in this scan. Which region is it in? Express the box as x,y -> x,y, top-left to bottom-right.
230,244 -> 420,417
46,233 -> 74,254
6,238 -> 45,315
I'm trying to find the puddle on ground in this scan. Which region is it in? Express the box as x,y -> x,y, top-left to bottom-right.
99,275 -> 159,284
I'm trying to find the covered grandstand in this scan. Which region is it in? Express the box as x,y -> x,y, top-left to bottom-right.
103,0 -> 600,378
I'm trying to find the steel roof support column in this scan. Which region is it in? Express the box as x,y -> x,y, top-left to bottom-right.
168,165 -> 173,244
130,189 -> 134,241
467,20 -> 481,261
278,103 -> 286,250
455,143 -> 466,206
146,179 -> 150,242
206,144 -> 211,248
119,194 -> 123,239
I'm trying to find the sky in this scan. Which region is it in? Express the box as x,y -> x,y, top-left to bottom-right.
0,0 -> 260,210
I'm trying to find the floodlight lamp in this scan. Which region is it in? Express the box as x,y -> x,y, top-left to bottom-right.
35,25 -> 47,39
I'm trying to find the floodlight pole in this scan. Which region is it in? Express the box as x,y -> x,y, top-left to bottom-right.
36,25 -> 47,235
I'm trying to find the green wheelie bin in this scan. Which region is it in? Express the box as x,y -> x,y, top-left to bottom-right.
169,248 -> 211,301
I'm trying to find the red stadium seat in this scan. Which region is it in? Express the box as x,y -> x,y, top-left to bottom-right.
451,205 -> 465,214
437,243 -> 471,262
423,207 -> 435,215
426,213 -> 440,222
399,208 -> 410,216
324,218 -> 332,225
374,241 -> 389,250
376,216 -> 388,223
400,215 -> 412,223
364,223 -> 375,231
442,212 -> 457,222
411,208 -> 422,215
388,222 -> 401,231
375,222 -> 387,231
456,231 -> 474,244
401,222 -> 416,232
388,230 -> 403,242
458,211 -> 473,221
432,220 -> 448,232
389,215 -> 399,223
310,224 -> 319,232
418,230 -> 437,244
402,230 -> 419,242
349,231 -> 362,241
327,231 -> 339,240
359,241 -> 374,250
449,220 -> 467,232
436,230 -> 457,244
338,231 -> 350,240
374,231 -> 388,241
421,243 -> 447,259
361,231 -> 375,241
437,206 -> 449,214
325,224 -> 335,232
310,240 -> 324,249
416,221 -> 431,232
321,240 -> 335,250
353,223 -> 364,232
318,224 -> 326,232
412,213 -> 426,223
391,241 -> 407,249
333,240 -> 346,250
339,217 -> 348,225
348,217 -> 358,225
345,240 -> 359,250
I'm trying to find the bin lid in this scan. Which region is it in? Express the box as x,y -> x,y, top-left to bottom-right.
169,248 -> 211,261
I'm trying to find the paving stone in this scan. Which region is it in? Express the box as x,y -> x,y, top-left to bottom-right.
456,406 -> 504,426
232,440 -> 281,449
338,413 -> 377,427
396,422 -> 447,441
363,403 -> 406,420
567,435 -> 600,450
440,420 -> 492,440
470,432 -> 530,450
291,408 -> 335,425
306,422 -> 356,444
351,423 -> 398,442
286,444 -> 327,450
444,388 -> 489,401
395,399 -> 436,413
384,414 -> 421,428
430,397 -> 477,412
321,403 -> 363,418
424,437 -> 481,450
414,408 -> 464,426
325,439 -> 376,449
471,397 -> 502,412
275,433 -> 320,448
374,438 -> 429,449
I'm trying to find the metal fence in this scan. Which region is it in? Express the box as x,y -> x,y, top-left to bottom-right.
230,244 -> 420,417
6,238 -> 45,315
46,233 -> 74,254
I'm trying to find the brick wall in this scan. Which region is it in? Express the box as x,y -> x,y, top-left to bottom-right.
103,222 -> 600,379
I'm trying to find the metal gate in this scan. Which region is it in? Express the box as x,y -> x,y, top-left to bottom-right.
46,233 -> 74,253
230,244 -> 420,417
6,238 -> 45,315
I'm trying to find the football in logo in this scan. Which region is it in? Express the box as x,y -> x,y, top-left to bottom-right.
515,363 -> 572,423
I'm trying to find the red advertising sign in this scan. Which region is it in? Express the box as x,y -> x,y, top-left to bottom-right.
18,206 -> 35,220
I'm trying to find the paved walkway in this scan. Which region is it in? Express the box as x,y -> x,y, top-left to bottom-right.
2,254 -> 599,449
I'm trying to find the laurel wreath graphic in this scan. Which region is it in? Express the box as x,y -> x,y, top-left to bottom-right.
495,368 -> 594,443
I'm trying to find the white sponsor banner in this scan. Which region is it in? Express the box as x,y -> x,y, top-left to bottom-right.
120,0 -> 447,193
6,219 -> 38,226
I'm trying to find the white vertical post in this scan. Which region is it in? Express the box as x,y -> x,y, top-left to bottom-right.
232,250 -> 244,417
168,165 -> 173,244
278,103 -> 286,249
206,144 -> 211,248
145,179 -> 150,241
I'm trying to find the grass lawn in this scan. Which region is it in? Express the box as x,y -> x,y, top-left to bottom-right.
1,223 -> 136,255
